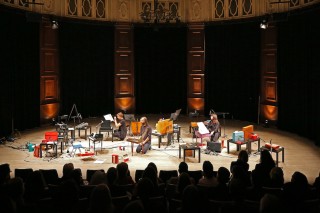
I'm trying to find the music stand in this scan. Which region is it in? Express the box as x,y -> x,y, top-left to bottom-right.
124,114 -> 135,121
216,112 -> 229,138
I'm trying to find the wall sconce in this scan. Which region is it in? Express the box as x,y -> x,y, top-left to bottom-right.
260,18 -> 268,29
51,20 -> 59,30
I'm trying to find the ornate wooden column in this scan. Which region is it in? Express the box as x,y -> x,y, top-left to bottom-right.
40,18 -> 60,124
114,23 -> 135,113
260,25 -> 278,125
187,23 -> 205,115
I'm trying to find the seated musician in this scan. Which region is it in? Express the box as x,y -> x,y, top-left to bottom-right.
113,112 -> 127,140
206,113 -> 221,142
136,117 -> 152,154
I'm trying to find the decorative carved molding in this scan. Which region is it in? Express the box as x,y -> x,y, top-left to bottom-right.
192,0 -> 201,20
118,0 -> 129,20
1,0 -> 319,22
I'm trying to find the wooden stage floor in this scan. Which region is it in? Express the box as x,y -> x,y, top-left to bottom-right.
1,114 -> 319,184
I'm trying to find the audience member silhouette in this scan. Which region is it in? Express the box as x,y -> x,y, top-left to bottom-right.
127,177 -> 167,213
89,170 -> 107,185
178,185 -> 203,213
57,178 -> 80,212
0,163 -> 11,186
114,162 -> 134,185
230,150 -> 249,173
198,161 -> 218,187
147,162 -> 163,184
168,162 -> 194,185
174,172 -> 192,200
211,166 -> 231,201
88,184 -> 114,213
61,163 -> 74,182
228,165 -> 248,202
105,167 -> 118,196
141,165 -> 162,196
3,177 -> 25,213
260,193 -> 284,213
245,169 -> 265,201
267,167 -> 284,188
24,170 -> 48,204
253,150 -> 276,186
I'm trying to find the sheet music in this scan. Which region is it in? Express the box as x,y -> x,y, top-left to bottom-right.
197,122 -> 210,134
104,114 -> 114,121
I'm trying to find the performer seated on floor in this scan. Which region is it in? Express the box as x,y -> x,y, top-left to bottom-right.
113,112 -> 127,140
136,117 -> 152,154
205,113 -> 221,142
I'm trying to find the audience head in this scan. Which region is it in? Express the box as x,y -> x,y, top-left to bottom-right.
147,162 -> 158,175
291,171 -> 309,188
238,150 -> 249,163
89,170 -> 107,185
178,162 -> 188,174
202,161 -> 214,178
142,166 -> 158,187
116,162 -> 129,178
269,167 -> 284,187
106,167 -> 117,186
62,163 -> 74,179
0,163 -> 11,185
89,184 -> 113,213
217,167 -> 230,184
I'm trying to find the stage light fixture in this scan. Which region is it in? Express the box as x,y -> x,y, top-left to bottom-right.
52,20 -> 59,30
260,19 -> 268,29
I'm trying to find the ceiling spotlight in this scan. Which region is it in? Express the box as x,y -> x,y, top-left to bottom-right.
260,19 -> 268,29
52,20 -> 59,30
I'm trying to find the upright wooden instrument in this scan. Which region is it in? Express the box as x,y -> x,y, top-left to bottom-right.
156,119 -> 173,135
131,121 -> 142,136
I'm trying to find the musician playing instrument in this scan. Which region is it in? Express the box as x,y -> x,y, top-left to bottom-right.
206,113 -> 221,142
136,117 -> 152,154
113,112 -> 127,140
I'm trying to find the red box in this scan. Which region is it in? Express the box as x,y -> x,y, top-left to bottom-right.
33,145 -> 40,158
112,154 -> 119,164
250,134 -> 259,140
42,132 -> 58,143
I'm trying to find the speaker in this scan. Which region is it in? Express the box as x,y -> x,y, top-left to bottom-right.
207,141 -> 221,152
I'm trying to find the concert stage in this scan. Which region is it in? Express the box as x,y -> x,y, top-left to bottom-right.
1,114 -> 319,184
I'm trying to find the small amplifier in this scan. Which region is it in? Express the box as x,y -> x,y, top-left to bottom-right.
207,141 -> 221,152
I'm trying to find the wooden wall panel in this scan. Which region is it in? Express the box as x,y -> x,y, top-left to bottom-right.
40,76 -> 59,102
188,52 -> 204,72
187,23 -> 205,113
114,23 -> 135,113
260,25 -> 278,124
41,49 -> 58,73
188,74 -> 204,96
40,19 -> 60,124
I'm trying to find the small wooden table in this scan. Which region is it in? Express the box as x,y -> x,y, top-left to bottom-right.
152,131 -> 172,148
227,138 -> 260,154
39,142 -> 57,158
179,145 -> 201,163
